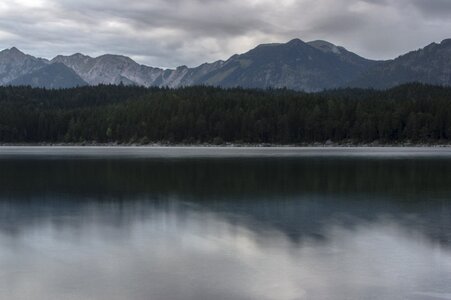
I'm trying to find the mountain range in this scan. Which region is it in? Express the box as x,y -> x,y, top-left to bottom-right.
1,38 -> 451,91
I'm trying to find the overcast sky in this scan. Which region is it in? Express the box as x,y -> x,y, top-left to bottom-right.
0,0 -> 451,68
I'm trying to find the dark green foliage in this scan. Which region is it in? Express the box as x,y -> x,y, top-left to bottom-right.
1,83 -> 451,144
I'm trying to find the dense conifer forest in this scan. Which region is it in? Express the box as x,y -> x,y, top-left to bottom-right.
0,83 -> 450,145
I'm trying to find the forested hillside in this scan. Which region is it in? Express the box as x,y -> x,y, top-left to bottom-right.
1,84 -> 451,145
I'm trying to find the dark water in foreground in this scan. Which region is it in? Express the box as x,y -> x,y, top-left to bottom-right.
1,147 -> 451,300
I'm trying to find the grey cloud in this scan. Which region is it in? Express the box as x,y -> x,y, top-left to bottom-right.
410,0 -> 451,17
0,0 -> 451,68
310,13 -> 368,35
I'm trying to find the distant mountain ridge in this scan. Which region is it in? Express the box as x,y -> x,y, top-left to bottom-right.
351,39 -> 451,89
1,38 -> 451,90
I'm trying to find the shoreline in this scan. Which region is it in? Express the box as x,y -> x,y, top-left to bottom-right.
1,142 -> 451,148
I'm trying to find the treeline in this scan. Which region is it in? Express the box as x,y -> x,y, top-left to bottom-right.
1,83 -> 451,144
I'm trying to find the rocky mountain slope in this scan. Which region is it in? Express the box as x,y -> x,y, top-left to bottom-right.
51,53 -> 163,86
0,38 -> 450,90
0,47 -> 48,85
10,63 -> 87,89
188,39 -> 376,91
351,39 -> 451,89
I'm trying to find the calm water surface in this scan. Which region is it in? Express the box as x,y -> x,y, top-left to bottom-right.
1,147 -> 451,300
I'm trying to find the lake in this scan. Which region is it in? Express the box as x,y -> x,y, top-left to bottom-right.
1,147 -> 451,300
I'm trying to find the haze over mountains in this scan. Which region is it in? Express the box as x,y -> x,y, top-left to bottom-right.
1,38 -> 450,91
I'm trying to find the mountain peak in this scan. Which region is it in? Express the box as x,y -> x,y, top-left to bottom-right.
98,54 -> 134,62
1,47 -> 26,57
308,40 -> 342,54
286,38 -> 306,46
9,47 -> 23,54
0,47 -> 49,85
247,38 -> 310,55
71,53 -> 90,59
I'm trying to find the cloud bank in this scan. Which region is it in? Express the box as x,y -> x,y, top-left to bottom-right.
0,0 -> 451,68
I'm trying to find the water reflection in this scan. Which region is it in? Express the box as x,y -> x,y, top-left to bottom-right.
0,148 -> 451,300
1,199 -> 451,300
